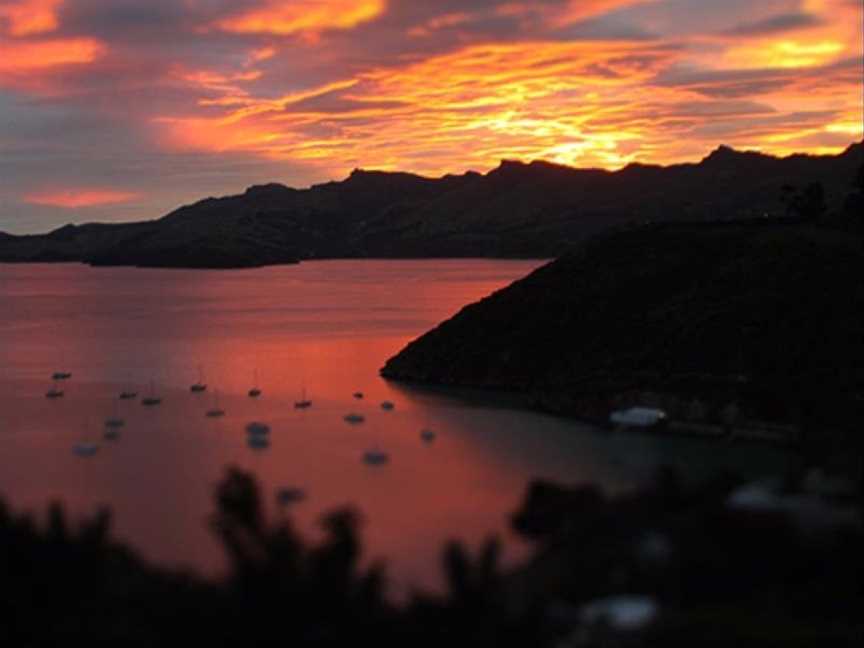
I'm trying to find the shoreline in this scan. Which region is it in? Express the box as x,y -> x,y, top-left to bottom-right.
383,376 -> 803,448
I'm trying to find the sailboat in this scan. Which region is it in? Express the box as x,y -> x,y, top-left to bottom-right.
119,375 -> 138,400
76,419 -> 101,454
103,420 -> 122,440
103,422 -> 122,441
190,365 -> 207,393
45,382 -> 64,399
52,349 -> 71,381
206,389 -> 226,418
74,442 -> 99,457
363,446 -> 390,466
245,422 -> 271,450
245,421 -> 271,436
248,435 -> 270,450
104,400 -> 126,429
294,386 -> 312,409
276,487 -> 307,505
141,380 -> 162,406
248,369 -> 262,398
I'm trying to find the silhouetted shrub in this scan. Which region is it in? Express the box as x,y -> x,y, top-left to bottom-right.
1,465 -> 861,646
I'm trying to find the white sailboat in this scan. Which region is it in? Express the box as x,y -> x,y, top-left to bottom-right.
73,442 -> 99,457
76,419 -> 100,455
104,399 -> 126,429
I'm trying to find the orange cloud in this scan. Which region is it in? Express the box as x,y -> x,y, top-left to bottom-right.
0,38 -> 103,74
246,46 -> 277,65
3,0 -> 859,234
24,189 -> 140,208
0,0 -> 62,36
216,0 -> 385,36
154,40 -> 683,171
154,19 -> 861,177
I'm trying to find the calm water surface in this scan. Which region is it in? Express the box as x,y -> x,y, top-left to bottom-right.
0,260 -> 790,595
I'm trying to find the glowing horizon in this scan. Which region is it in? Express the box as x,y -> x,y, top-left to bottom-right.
0,0 -> 861,232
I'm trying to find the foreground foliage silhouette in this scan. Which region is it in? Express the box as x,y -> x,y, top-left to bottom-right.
1,466 -> 861,646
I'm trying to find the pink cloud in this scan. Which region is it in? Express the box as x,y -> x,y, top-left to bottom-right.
24,188 -> 140,208
0,0 -> 63,36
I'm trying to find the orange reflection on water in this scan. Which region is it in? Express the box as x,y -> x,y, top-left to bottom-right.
0,260 -> 791,596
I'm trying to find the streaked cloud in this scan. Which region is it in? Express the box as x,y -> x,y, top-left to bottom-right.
0,38 -> 103,74
215,0 -> 387,36
0,0 -> 62,36
23,188 -> 140,208
721,12 -> 823,37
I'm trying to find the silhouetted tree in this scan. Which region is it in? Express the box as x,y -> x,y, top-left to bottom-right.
2,465 -> 863,646
209,467 -> 391,644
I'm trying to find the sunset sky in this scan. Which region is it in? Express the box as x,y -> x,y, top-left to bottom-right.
0,0 -> 861,233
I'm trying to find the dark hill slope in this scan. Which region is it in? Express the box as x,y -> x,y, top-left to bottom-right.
0,143 -> 861,268
381,222 -> 864,423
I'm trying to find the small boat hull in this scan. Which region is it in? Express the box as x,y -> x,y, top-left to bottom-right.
73,443 -> 99,457
363,451 -> 390,466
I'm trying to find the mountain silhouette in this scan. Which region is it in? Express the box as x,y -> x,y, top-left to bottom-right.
381,217 -> 864,432
0,142 -> 860,268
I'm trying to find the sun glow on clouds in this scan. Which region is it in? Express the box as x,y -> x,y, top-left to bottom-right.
154,27 -> 861,174
0,0 -> 861,231
156,41 -> 676,170
0,39 -> 102,73
0,0 -> 62,36
216,0 -> 386,36
0,0 -> 103,81
722,39 -> 847,69
24,189 -> 139,209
